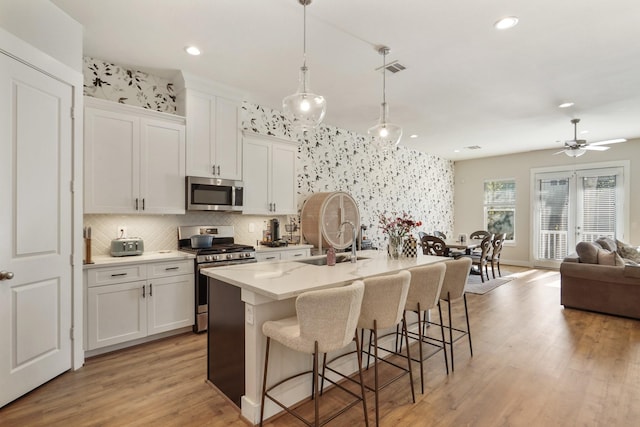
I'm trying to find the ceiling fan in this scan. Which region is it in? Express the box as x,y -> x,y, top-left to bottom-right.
554,118 -> 626,157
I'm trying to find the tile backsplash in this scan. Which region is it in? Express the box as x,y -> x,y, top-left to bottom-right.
84,213 -> 290,256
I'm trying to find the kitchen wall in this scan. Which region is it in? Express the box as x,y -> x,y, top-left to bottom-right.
454,139 -> 640,266
83,57 -> 454,255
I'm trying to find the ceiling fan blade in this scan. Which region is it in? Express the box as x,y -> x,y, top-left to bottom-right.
589,138 -> 627,146
584,145 -> 610,151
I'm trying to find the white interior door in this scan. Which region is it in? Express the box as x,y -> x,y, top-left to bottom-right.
533,166 -> 624,268
0,52 -> 73,407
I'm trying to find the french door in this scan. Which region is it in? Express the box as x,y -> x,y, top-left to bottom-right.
532,166 -> 625,268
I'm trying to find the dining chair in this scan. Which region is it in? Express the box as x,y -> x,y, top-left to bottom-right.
488,232 -> 507,278
260,281 -> 369,427
467,234 -> 493,283
469,230 -> 491,241
420,235 -> 449,257
438,257 -> 473,372
433,230 -> 447,240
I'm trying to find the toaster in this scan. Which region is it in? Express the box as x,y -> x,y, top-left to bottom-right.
110,238 -> 144,257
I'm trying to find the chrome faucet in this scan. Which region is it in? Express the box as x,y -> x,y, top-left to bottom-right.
339,221 -> 358,263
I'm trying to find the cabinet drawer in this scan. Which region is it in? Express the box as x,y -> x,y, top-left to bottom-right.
147,259 -> 194,278
87,264 -> 147,287
282,250 -> 310,260
256,252 -> 282,262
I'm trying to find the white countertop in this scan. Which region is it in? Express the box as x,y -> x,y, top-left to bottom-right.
201,249 -> 448,300
83,250 -> 195,269
254,244 -> 313,253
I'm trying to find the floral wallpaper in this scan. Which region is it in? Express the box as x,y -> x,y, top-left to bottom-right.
242,104 -> 455,249
83,56 -> 176,113
82,57 -> 455,252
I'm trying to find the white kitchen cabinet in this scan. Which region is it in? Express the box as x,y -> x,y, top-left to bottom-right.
183,92 -> 242,180
84,97 -> 186,214
242,132 -> 298,215
85,259 -> 194,352
175,73 -> 243,180
255,247 -> 311,262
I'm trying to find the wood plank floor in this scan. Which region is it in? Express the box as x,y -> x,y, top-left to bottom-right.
2,268 -> 639,426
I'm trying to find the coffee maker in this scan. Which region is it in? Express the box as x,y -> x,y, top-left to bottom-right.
270,218 -> 280,242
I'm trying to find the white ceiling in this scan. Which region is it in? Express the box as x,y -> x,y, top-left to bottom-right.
52,0 -> 640,160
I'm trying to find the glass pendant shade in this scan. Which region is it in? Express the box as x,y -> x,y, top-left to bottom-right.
565,148 -> 586,157
368,102 -> 402,150
370,46 -> 402,150
283,65 -> 326,131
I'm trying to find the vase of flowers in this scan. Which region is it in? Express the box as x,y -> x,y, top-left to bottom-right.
378,212 -> 423,259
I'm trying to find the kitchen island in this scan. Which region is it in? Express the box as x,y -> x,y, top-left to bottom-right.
201,249 -> 447,424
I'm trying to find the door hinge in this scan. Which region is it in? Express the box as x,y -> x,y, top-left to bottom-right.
70,254 -> 74,266
70,180 -> 75,193
70,107 -> 75,119
69,327 -> 75,340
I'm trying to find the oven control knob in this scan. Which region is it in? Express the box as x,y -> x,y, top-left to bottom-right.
244,253 -> 252,258
226,254 -> 233,260
205,255 -> 213,262
213,255 -> 220,261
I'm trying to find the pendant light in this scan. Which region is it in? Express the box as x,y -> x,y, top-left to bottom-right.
368,46 -> 402,150
282,0 -> 326,132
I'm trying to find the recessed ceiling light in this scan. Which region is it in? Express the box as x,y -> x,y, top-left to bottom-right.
185,46 -> 201,56
409,134 -> 418,139
579,130 -> 589,134
494,16 -> 519,30
558,102 -> 575,108
454,149 -> 460,153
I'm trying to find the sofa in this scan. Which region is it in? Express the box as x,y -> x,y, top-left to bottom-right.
560,238 -> 640,320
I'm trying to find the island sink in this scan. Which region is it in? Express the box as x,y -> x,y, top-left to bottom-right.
296,255 -> 369,266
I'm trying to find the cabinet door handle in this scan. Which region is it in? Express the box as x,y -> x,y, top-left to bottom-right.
142,285 -> 146,298
142,198 -> 145,210
273,202 -> 276,212
149,283 -> 153,296
135,198 -> 139,210
293,253 -> 303,257
111,273 -> 128,277
217,165 -> 221,175
212,165 -> 216,175
266,256 -> 276,260
165,266 -> 179,271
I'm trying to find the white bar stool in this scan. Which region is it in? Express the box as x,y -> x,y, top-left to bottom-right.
259,281 -> 368,427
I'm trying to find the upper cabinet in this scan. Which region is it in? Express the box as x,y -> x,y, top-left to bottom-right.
242,132 -> 298,215
175,73 -> 243,180
84,97 -> 186,214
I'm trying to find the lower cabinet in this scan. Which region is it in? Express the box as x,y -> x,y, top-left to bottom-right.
85,259 -> 194,351
255,247 -> 311,263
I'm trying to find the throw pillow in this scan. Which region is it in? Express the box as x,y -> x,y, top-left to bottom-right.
616,240 -> 640,263
576,241 -> 600,264
596,237 -> 617,252
597,249 -> 616,266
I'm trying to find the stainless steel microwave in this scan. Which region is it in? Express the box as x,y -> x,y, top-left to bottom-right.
186,176 -> 243,211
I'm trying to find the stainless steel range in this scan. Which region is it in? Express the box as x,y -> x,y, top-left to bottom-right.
178,225 -> 256,333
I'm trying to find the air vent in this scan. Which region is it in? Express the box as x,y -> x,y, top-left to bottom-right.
464,145 -> 482,150
375,60 -> 406,74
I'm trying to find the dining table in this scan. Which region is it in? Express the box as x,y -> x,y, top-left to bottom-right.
443,239 -> 480,255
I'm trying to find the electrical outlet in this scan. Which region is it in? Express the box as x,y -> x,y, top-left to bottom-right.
246,305 -> 254,325
248,223 -> 255,233
117,226 -> 127,238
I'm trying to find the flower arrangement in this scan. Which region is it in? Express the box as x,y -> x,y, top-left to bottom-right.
378,211 -> 423,240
